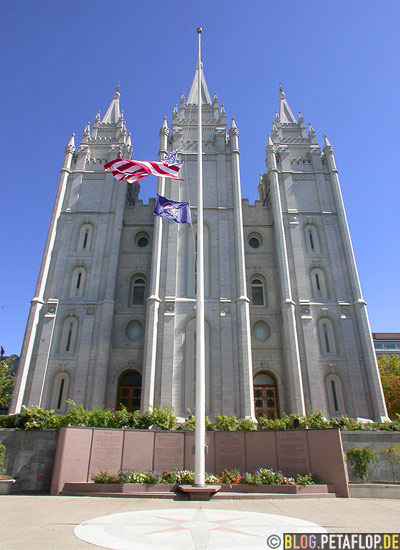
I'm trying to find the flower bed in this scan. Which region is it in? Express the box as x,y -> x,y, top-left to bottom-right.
91,468 -> 318,487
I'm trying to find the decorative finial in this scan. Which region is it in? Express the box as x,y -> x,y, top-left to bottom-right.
279,82 -> 282,93
197,27 -> 202,34
116,81 -> 120,93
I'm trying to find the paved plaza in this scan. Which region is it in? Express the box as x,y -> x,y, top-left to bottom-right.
1,496 -> 400,550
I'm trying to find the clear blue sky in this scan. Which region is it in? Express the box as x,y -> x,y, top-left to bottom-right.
1,0 -> 399,355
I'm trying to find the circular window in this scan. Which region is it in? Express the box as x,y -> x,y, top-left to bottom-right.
126,321 -> 143,342
248,233 -> 262,249
249,237 -> 260,248
253,322 -> 270,342
135,232 -> 149,248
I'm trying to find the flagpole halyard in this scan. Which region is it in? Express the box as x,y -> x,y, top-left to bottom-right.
194,25 -> 206,487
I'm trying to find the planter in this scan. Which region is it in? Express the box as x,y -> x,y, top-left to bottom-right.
63,482 -> 179,494
0,479 -> 15,495
220,483 -> 330,494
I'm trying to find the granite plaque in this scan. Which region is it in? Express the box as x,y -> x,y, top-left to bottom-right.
153,432 -> 184,471
122,431 -> 154,472
307,429 -> 349,497
50,427 -> 92,495
88,429 -> 124,479
184,432 -> 216,473
215,432 -> 245,473
276,431 -> 311,476
245,431 -> 278,472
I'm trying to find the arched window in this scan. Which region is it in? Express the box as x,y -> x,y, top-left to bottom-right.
117,370 -> 142,411
304,224 -> 320,254
187,223 -> 210,296
184,319 -> 211,414
130,275 -> 146,305
253,372 -> 278,419
69,266 -> 86,298
50,372 -> 70,412
310,267 -> 328,300
77,223 -> 93,252
60,316 -> 78,354
326,374 -> 345,416
251,277 -> 267,306
318,317 -> 337,355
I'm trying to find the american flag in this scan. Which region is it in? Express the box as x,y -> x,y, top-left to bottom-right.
104,157 -> 182,184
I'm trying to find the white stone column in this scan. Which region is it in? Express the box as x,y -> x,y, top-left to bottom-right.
266,137 -> 306,415
10,136 -> 75,413
229,120 -> 255,419
323,137 -> 388,420
141,120 -> 169,410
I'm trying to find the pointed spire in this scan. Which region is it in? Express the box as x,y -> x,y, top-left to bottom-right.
83,121 -> 90,136
323,134 -> 332,147
180,91 -> 186,105
278,88 -> 297,124
127,133 -> 132,147
213,91 -> 218,104
187,66 -> 212,105
94,110 -> 100,123
172,104 -> 178,115
160,116 -> 169,137
65,133 -> 75,154
102,88 -> 121,124
230,118 -> 237,129
268,134 -> 274,147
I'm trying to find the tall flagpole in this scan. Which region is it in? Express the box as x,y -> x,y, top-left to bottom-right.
194,26 -> 206,487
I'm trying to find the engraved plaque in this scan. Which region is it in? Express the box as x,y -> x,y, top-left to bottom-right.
122,431 -> 154,472
215,433 -> 245,473
153,432 -> 184,472
276,431 -> 311,476
88,430 -> 123,478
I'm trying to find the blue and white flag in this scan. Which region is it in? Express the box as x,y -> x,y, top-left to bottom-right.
153,194 -> 191,224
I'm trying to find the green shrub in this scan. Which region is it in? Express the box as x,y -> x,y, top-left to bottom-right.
236,418 -> 257,431
296,473 -> 318,485
0,415 -> 9,428
380,445 -> 400,482
150,404 -> 176,430
0,443 -> 5,473
257,416 -> 286,431
212,415 -> 238,431
130,409 -> 153,430
218,468 -> 242,484
19,406 -> 62,430
252,468 -> 295,485
346,446 -> 378,481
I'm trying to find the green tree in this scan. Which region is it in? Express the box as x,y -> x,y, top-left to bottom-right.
0,356 -> 16,407
378,354 -> 400,419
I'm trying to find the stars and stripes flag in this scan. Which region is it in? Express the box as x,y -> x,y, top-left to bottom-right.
104,152 -> 183,184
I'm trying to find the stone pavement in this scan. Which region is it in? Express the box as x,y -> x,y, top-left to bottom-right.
1,495 -> 400,550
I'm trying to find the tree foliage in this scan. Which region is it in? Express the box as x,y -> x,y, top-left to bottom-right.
378,354 -> 400,419
0,357 -> 16,407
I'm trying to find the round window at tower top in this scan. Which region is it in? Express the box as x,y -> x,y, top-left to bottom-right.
135,231 -> 149,248
248,232 -> 262,249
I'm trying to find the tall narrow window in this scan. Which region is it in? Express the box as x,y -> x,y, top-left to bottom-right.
130,276 -> 146,305
304,224 -> 320,254
60,316 -> 78,354
318,317 -> 337,355
50,372 -> 70,412
69,266 -> 86,298
326,374 -> 345,415
251,277 -> 266,306
77,223 -> 93,252
311,268 -> 328,300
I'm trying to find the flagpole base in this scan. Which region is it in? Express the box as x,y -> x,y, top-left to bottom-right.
178,484 -> 221,501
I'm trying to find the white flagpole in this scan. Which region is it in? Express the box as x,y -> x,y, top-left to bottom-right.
194,26 -> 206,487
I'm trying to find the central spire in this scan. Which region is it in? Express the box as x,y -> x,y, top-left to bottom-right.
187,66 -> 212,105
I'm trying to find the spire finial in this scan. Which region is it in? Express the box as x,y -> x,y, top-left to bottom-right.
279,81 -> 282,93
116,81 -> 120,93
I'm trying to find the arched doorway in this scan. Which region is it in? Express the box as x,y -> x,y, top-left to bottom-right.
117,370 -> 142,411
253,372 -> 278,419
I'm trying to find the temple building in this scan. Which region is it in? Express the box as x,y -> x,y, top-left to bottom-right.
10,71 -> 388,421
